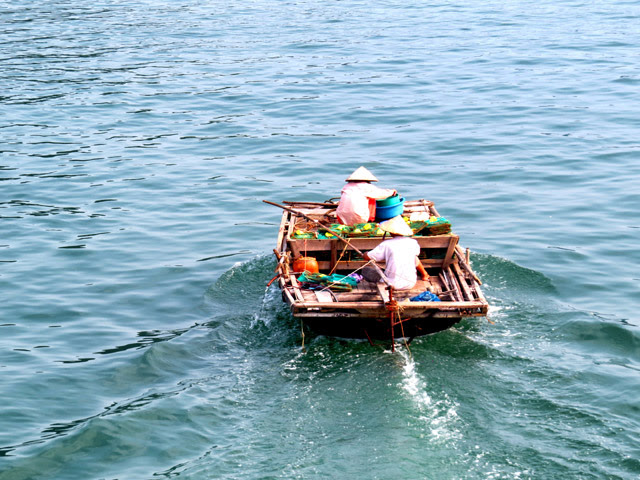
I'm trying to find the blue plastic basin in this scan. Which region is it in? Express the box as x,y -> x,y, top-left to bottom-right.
375,197 -> 405,221
376,194 -> 400,207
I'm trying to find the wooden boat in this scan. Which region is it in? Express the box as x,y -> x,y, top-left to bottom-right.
267,199 -> 489,342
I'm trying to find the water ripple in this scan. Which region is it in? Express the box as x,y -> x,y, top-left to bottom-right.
2,0 -> 640,478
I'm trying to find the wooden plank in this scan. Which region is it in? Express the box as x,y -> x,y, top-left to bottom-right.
376,283 -> 390,303
455,245 -> 482,285
397,299 -> 485,309
276,211 -> 289,254
285,213 -> 296,251
403,199 -> 434,209
416,235 -> 458,248
438,272 -> 454,301
452,262 -> 474,301
322,260 -> 456,272
445,266 -> 464,302
289,241 -> 301,259
288,235 -> 456,249
442,236 -> 459,268
402,199 -> 434,220
442,267 -> 458,300
442,269 -> 462,302
330,240 -> 337,271
473,283 -> 487,305
280,279 -> 296,305
295,310 -> 466,319
294,300 -> 486,310
289,274 -> 306,303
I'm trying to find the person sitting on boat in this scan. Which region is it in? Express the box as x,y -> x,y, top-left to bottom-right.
336,166 -> 397,226
362,215 -> 430,290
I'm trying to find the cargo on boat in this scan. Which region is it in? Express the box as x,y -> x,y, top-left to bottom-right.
266,199 -> 489,341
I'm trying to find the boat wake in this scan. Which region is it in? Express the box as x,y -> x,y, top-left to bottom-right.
395,348 -> 461,444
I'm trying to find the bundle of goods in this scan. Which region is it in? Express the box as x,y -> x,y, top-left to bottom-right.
314,223 -> 385,239
291,223 -> 357,239
408,216 -> 451,236
317,223 -> 355,239
292,230 -> 315,239
290,217 -> 451,239
410,290 -> 441,302
297,272 -> 360,292
338,223 -> 385,238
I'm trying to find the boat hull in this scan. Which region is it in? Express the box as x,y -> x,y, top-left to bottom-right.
301,315 -> 462,340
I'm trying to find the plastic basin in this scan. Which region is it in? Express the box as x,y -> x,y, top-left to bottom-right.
375,197 -> 405,221
376,194 -> 401,207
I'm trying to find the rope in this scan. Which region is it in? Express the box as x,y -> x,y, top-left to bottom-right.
398,308 -> 412,357
328,238 -> 351,275
387,298 -> 412,356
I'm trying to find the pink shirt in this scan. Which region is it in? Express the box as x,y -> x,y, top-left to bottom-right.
336,182 -> 395,226
366,237 -> 420,290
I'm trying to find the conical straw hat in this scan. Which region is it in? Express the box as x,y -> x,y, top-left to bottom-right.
345,166 -> 378,182
379,215 -> 413,236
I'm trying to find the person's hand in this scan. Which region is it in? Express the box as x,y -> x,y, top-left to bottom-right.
421,273 -> 430,281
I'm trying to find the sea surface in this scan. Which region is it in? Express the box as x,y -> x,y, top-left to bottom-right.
1,1 -> 639,478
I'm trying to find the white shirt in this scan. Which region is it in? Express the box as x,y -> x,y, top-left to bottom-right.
336,182 -> 395,226
366,237 -> 420,290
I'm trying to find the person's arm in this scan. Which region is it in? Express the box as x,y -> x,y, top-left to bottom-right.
364,242 -> 385,263
363,184 -> 396,200
415,257 -> 429,280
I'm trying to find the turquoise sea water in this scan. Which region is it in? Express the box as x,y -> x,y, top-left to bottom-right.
1,0 -> 639,478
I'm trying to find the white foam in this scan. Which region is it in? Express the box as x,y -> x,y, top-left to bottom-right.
397,348 -> 461,443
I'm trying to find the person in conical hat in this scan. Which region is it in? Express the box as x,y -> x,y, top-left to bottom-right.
336,167 -> 397,226
345,166 -> 379,182
378,215 -> 414,237
363,215 -> 430,290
